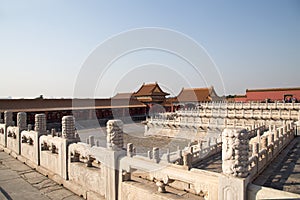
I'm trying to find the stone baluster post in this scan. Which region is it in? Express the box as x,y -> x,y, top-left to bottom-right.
156,181 -> 166,193
252,142 -> 259,156
51,128 -> 56,137
257,129 -> 261,147
89,135 -> 95,147
268,124 -> 272,132
153,147 -> 160,163
268,133 -> 274,147
261,137 -> 268,150
127,143 -> 133,157
272,124 -> 276,132
279,109 -> 282,120
222,128 -> 249,178
17,112 -> 27,131
4,111 -> 13,127
207,138 -> 211,147
61,115 -> 81,179
166,149 -> 170,163
28,124 -> 32,131
31,114 -> 47,166
279,127 -> 283,137
183,152 -> 192,169
148,150 -> 152,159
198,140 -> 203,150
274,129 -> 279,141
177,146 -> 182,162
106,119 -> 124,150
35,114 -> 46,134
62,116 -> 76,139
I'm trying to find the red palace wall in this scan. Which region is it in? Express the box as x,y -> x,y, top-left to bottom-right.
246,89 -> 300,102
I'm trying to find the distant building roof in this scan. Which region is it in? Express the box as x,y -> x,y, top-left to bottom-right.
112,93 -> 134,100
133,82 -> 169,97
163,97 -> 178,106
0,98 -> 146,112
175,87 -> 221,102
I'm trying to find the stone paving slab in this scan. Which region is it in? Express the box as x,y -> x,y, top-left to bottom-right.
0,169 -> 20,182
194,152 -> 222,173
0,176 -> 50,200
4,159 -> 32,173
0,150 -> 84,200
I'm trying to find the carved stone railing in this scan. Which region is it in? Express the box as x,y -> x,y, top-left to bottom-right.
217,124 -> 293,200
197,101 -> 300,110
147,103 -> 298,138
221,121 -> 296,182
181,139 -> 222,165
120,149 -> 221,200
174,107 -> 299,121
20,113 -> 48,166
148,116 -> 276,132
68,142 -> 106,198
247,122 -> 295,181
39,115 -> 80,179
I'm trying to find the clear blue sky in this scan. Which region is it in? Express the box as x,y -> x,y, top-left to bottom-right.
1,0 -> 299,98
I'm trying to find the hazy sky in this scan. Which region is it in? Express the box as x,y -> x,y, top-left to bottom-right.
1,1 -> 299,98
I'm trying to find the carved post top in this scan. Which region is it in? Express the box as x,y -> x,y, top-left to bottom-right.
268,133 -> 274,144
252,142 -> 259,155
62,115 -> 76,139
89,135 -> 95,147
106,119 -> 123,129
62,115 -> 75,121
222,128 -> 248,140
17,112 -> 26,118
4,111 -> 13,126
127,143 -> 133,157
261,136 -> 268,149
17,112 -> 27,131
152,147 -> 160,163
106,119 -> 124,150
34,113 -> 46,134
222,128 -> 249,178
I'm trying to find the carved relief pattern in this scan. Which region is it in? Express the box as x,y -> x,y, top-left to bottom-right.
62,116 -> 75,139
35,114 -> 46,133
106,120 -> 124,149
4,111 -> 13,126
21,135 -> 33,145
17,112 -> 27,131
222,129 -> 249,178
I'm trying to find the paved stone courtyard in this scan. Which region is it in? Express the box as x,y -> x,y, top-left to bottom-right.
0,120 -> 299,199
78,122 -> 192,154
0,149 -> 83,200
